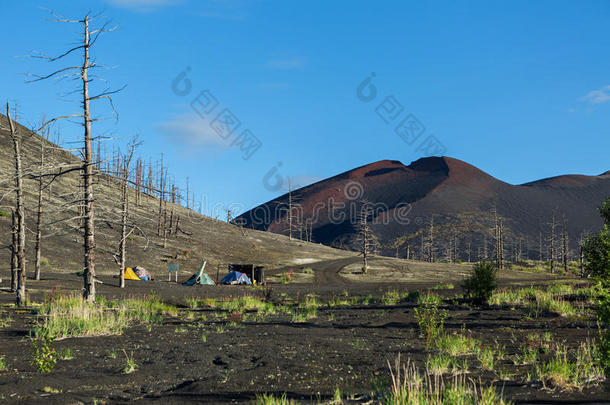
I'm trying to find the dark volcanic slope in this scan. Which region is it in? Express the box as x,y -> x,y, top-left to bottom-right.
237,157 -> 610,259
0,114 -> 352,280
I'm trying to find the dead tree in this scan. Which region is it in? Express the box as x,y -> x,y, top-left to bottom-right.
162,169 -> 169,248
118,137 -> 139,288
135,157 -> 142,206
29,12 -> 123,302
34,121 -> 47,280
578,232 -> 586,277
10,210 -> 17,291
357,201 -> 375,272
157,155 -> 164,236
6,104 -> 27,306
147,159 -> 153,196
186,177 -> 189,209
286,180 -> 301,240
492,206 -> 504,270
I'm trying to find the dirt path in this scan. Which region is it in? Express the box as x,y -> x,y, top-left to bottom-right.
312,257 -> 361,285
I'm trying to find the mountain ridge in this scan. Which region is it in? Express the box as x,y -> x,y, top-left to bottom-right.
237,156 -> 610,258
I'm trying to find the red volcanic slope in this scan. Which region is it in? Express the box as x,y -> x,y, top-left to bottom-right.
237,157 -> 610,258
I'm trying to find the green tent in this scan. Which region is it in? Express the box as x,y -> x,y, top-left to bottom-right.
182,261 -> 216,286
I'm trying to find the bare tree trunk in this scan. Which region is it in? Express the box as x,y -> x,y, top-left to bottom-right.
168,209 -> 174,236
34,123 -> 46,280
499,218 -> 504,269
11,211 -> 17,291
7,104 -> 27,306
135,158 -> 142,206
82,16 -> 97,302
162,170 -> 168,248
147,159 -> 153,196
157,156 -> 164,236
119,157 -> 127,288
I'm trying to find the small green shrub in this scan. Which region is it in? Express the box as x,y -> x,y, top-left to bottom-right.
414,303 -> 448,347
426,353 -> 452,375
382,290 -> 401,305
58,348 -> 73,360
417,291 -> 442,306
0,210 -> 10,218
434,332 -> 480,356
533,341 -> 603,390
477,347 -> 496,370
122,349 -> 137,374
280,270 -> 293,284
30,337 -> 57,373
255,393 -> 295,405
0,356 -> 7,371
462,261 -> 498,304
0,314 -> 12,328
387,354 -> 511,404
597,288 -> 610,375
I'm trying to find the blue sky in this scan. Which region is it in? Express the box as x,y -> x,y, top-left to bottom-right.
2,0 -> 609,217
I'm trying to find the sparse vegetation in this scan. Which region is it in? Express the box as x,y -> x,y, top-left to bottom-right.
122,350 -> 137,374
434,332 -> 480,356
414,302 -> 449,347
387,354 -> 511,404
382,290 -> 401,305
58,348 -> 73,360
255,393 -> 295,405
462,261 -> 497,305
30,337 -> 57,373
532,341 -> 603,390
32,294 -> 178,339
431,283 -> 454,290
417,291 -> 443,306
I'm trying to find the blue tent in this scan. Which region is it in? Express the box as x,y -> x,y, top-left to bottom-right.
221,271 -> 252,285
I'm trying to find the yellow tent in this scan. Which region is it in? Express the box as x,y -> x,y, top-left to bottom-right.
124,267 -> 141,280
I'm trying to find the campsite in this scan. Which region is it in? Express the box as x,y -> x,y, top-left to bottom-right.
0,256 -> 609,403
1,1 -> 610,404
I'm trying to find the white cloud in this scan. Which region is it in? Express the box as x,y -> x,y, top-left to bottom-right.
106,0 -> 182,12
581,85 -> 610,105
155,113 -> 229,149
